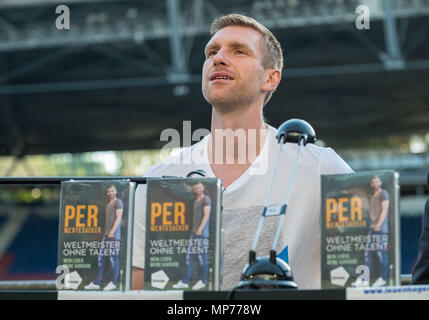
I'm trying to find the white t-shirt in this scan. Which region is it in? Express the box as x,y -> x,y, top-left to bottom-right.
133,125 -> 353,290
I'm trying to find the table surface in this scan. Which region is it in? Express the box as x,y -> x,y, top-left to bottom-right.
1,285 -> 429,300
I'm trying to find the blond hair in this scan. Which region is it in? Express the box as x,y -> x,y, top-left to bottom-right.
209,14 -> 284,105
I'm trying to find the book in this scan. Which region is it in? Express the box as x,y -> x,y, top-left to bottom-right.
56,179 -> 136,291
144,178 -> 223,291
321,170 -> 400,288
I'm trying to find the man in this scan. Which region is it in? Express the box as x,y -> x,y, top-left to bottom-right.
85,185 -> 123,290
363,175 -> 390,286
173,182 -> 211,290
411,172 -> 429,284
132,14 -> 353,290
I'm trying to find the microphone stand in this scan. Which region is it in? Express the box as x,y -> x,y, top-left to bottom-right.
233,119 -> 317,291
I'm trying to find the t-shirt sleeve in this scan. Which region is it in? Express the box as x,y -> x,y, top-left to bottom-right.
116,199 -> 124,210
203,195 -> 212,207
319,147 -> 354,175
132,183 -> 147,269
381,190 -> 390,202
133,165 -> 162,269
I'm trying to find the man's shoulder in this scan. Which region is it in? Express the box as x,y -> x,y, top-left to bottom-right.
145,137 -> 209,178
303,143 -> 330,156
305,144 -> 353,174
299,142 -> 343,162
266,123 -> 353,174
267,124 -> 329,159
107,198 -> 123,208
304,143 -> 338,159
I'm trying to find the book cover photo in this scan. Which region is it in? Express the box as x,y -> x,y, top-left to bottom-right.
321,170 -> 400,289
57,180 -> 135,291
144,178 -> 223,291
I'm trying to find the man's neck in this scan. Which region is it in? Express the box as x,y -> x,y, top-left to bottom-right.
209,105 -> 267,163
211,105 -> 265,130
207,104 -> 268,188
196,194 -> 204,200
373,188 -> 381,195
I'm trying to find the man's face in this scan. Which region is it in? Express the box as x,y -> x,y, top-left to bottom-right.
202,26 -> 267,111
193,183 -> 205,196
371,177 -> 382,190
107,187 -> 117,199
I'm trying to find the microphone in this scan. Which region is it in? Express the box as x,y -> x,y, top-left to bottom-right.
234,119 -> 317,290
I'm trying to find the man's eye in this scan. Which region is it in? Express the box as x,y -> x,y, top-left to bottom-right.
207,50 -> 217,56
235,49 -> 245,54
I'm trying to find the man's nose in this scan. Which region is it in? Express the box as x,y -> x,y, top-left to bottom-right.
213,49 -> 227,66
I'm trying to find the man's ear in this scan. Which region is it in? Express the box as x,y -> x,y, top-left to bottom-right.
262,69 -> 281,92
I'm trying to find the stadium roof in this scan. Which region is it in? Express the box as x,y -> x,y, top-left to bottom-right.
1,0 -> 429,156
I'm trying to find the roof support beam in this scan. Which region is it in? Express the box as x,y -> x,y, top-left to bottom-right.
2,60 -> 429,95
0,46 -> 79,84
166,0 -> 189,83
381,0 -> 404,70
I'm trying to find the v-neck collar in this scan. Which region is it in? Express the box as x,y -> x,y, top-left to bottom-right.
201,125 -> 275,194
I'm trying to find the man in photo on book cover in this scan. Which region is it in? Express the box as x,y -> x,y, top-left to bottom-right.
132,14 -> 353,291
172,182 -> 211,290
410,172 -> 429,284
363,175 -> 390,287
85,185 -> 124,291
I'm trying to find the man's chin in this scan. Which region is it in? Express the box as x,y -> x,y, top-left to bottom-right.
207,97 -> 239,110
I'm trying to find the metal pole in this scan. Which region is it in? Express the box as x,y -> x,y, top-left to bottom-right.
382,0 -> 404,70
251,141 -> 284,251
166,0 -> 187,76
272,140 -> 304,251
